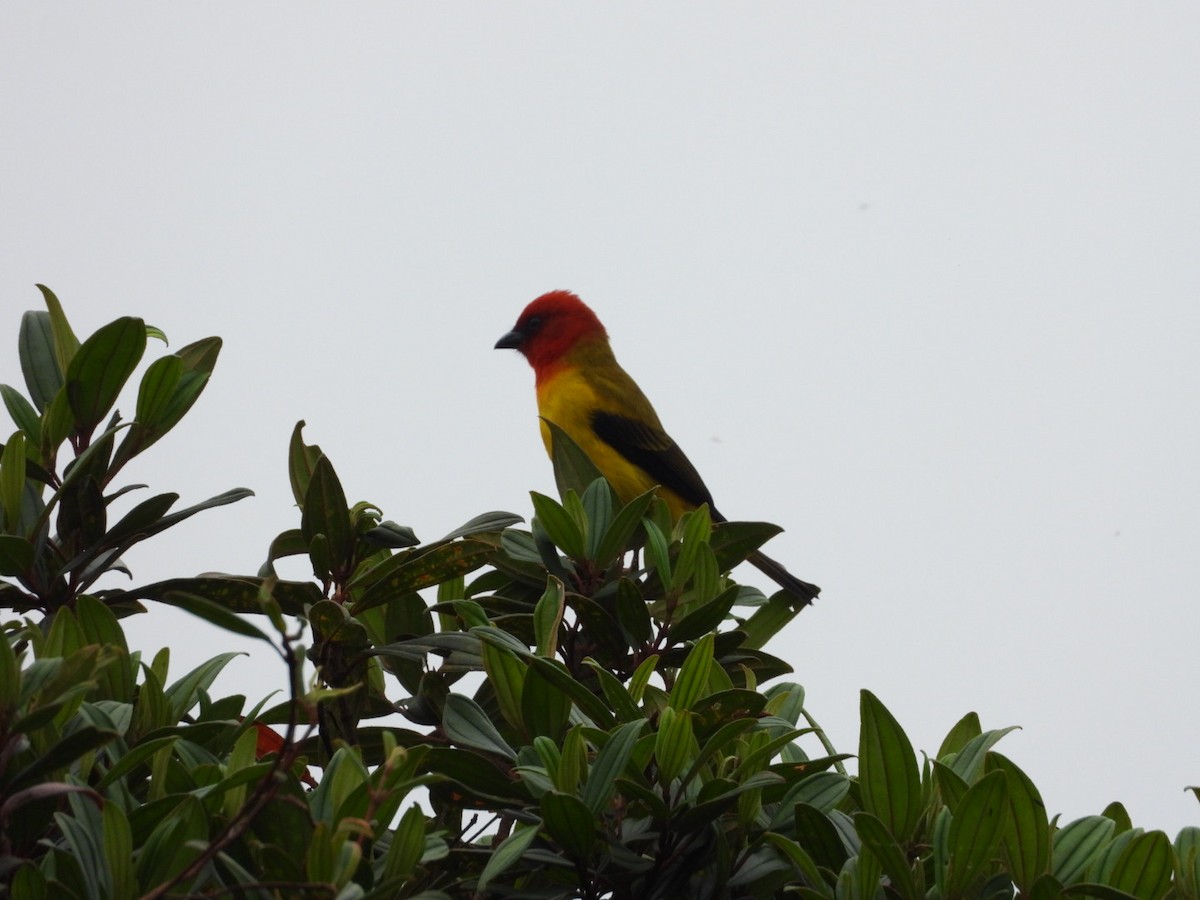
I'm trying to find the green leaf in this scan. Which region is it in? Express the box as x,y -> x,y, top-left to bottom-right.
858,690 -> 922,842
672,504 -> 712,592
102,799 -> 135,900
158,591 -> 271,641
1106,830 -> 1172,900
854,811 -> 920,900
0,535 -> 34,578
739,592 -> 802,651
121,574 -> 320,618
7,726 -> 118,791
710,520 -> 784,571
583,721 -> 645,815
1,384 -> 41,443
136,795 -> 208,887
1,431 -> 27,530
480,639 -> 526,733
287,420 -> 324,507
988,752 -> 1051,892
541,790 -> 596,863
301,455 -> 353,580
351,540 -> 494,615
948,726 -> 1021,783
669,584 -> 738,643
643,518 -> 672,587
763,833 -> 828,896
35,284 -> 81,372
1174,826 -> 1200,899
614,577 -> 652,645
945,769 -> 1008,896
526,657 -> 616,729
443,693 -> 516,760
533,576 -> 565,658
669,632 -> 715,711
530,491 -> 586,560
521,662 -> 572,741
1053,816 -> 1117,884
19,310 -> 63,411
654,706 -> 695,781
544,419 -> 603,500
164,652 -> 244,723
439,509 -> 523,541
595,486 -> 656,568
794,802 -> 849,873
134,353 -> 183,426
477,822 -> 539,890
938,711 -> 983,759
65,316 -> 146,436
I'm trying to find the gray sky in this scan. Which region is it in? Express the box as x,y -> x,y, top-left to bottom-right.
3,5 -> 1198,835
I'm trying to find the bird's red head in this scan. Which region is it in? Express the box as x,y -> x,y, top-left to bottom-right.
495,290 -> 609,382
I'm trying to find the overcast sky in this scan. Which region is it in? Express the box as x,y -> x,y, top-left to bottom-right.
2,5 -> 1197,836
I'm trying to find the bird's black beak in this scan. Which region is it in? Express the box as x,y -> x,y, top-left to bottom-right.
494,329 -> 524,350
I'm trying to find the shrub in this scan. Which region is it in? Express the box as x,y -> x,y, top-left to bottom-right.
1,288 -> 1195,899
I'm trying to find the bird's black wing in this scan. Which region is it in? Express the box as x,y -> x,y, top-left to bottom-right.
589,409 -> 717,512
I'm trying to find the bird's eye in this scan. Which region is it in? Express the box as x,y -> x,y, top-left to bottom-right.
525,315 -> 543,333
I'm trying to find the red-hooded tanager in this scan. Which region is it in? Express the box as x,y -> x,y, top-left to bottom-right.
496,290 -> 820,605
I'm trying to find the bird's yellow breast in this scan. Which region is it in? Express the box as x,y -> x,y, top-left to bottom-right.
535,363 -> 690,516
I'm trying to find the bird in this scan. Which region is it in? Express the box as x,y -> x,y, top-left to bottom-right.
495,289 -> 819,605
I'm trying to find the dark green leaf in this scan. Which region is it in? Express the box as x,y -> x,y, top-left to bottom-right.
0,535 -> 34,576
287,420 -> 323,508
363,520 -> 421,549
988,752 -> 1051,892
65,316 -> 146,436
351,539 -> 494,615
854,811 -> 920,900
858,690 -> 922,842
583,720 -> 645,815
710,520 -> 784,571
1106,830 -> 1172,900
530,491 -> 586,560
948,726 -> 1020,783
1,384 -> 41,442
934,759 -> 971,812
478,823 -> 540,890
544,419 -> 603,499
669,584 -> 739,643
794,802 -> 849,872
945,769 -> 1008,897
8,726 -> 118,791
134,354 -> 183,425
521,663 -> 571,741
158,591 -> 271,641
938,711 -> 982,759
116,574 -> 320,618
439,510 -> 523,542
101,492 -> 178,546
164,652 -> 244,723
595,486 -> 655,568
528,656 -> 615,729
669,632 -> 714,711
533,576 -> 564,658
443,694 -> 516,760
19,310 -> 62,411
301,455 -> 353,580
1053,816 -> 1116,884
36,284 -> 81,371
541,790 -> 596,862
614,577 -> 652,645
1,432 -> 27,531
738,592 -> 803,651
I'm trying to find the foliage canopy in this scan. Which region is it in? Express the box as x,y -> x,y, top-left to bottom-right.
0,288 -> 1196,899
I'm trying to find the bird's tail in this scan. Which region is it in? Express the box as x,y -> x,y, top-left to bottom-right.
748,550 -> 820,607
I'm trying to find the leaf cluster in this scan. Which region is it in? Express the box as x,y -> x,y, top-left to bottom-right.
1,288 -> 1196,899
